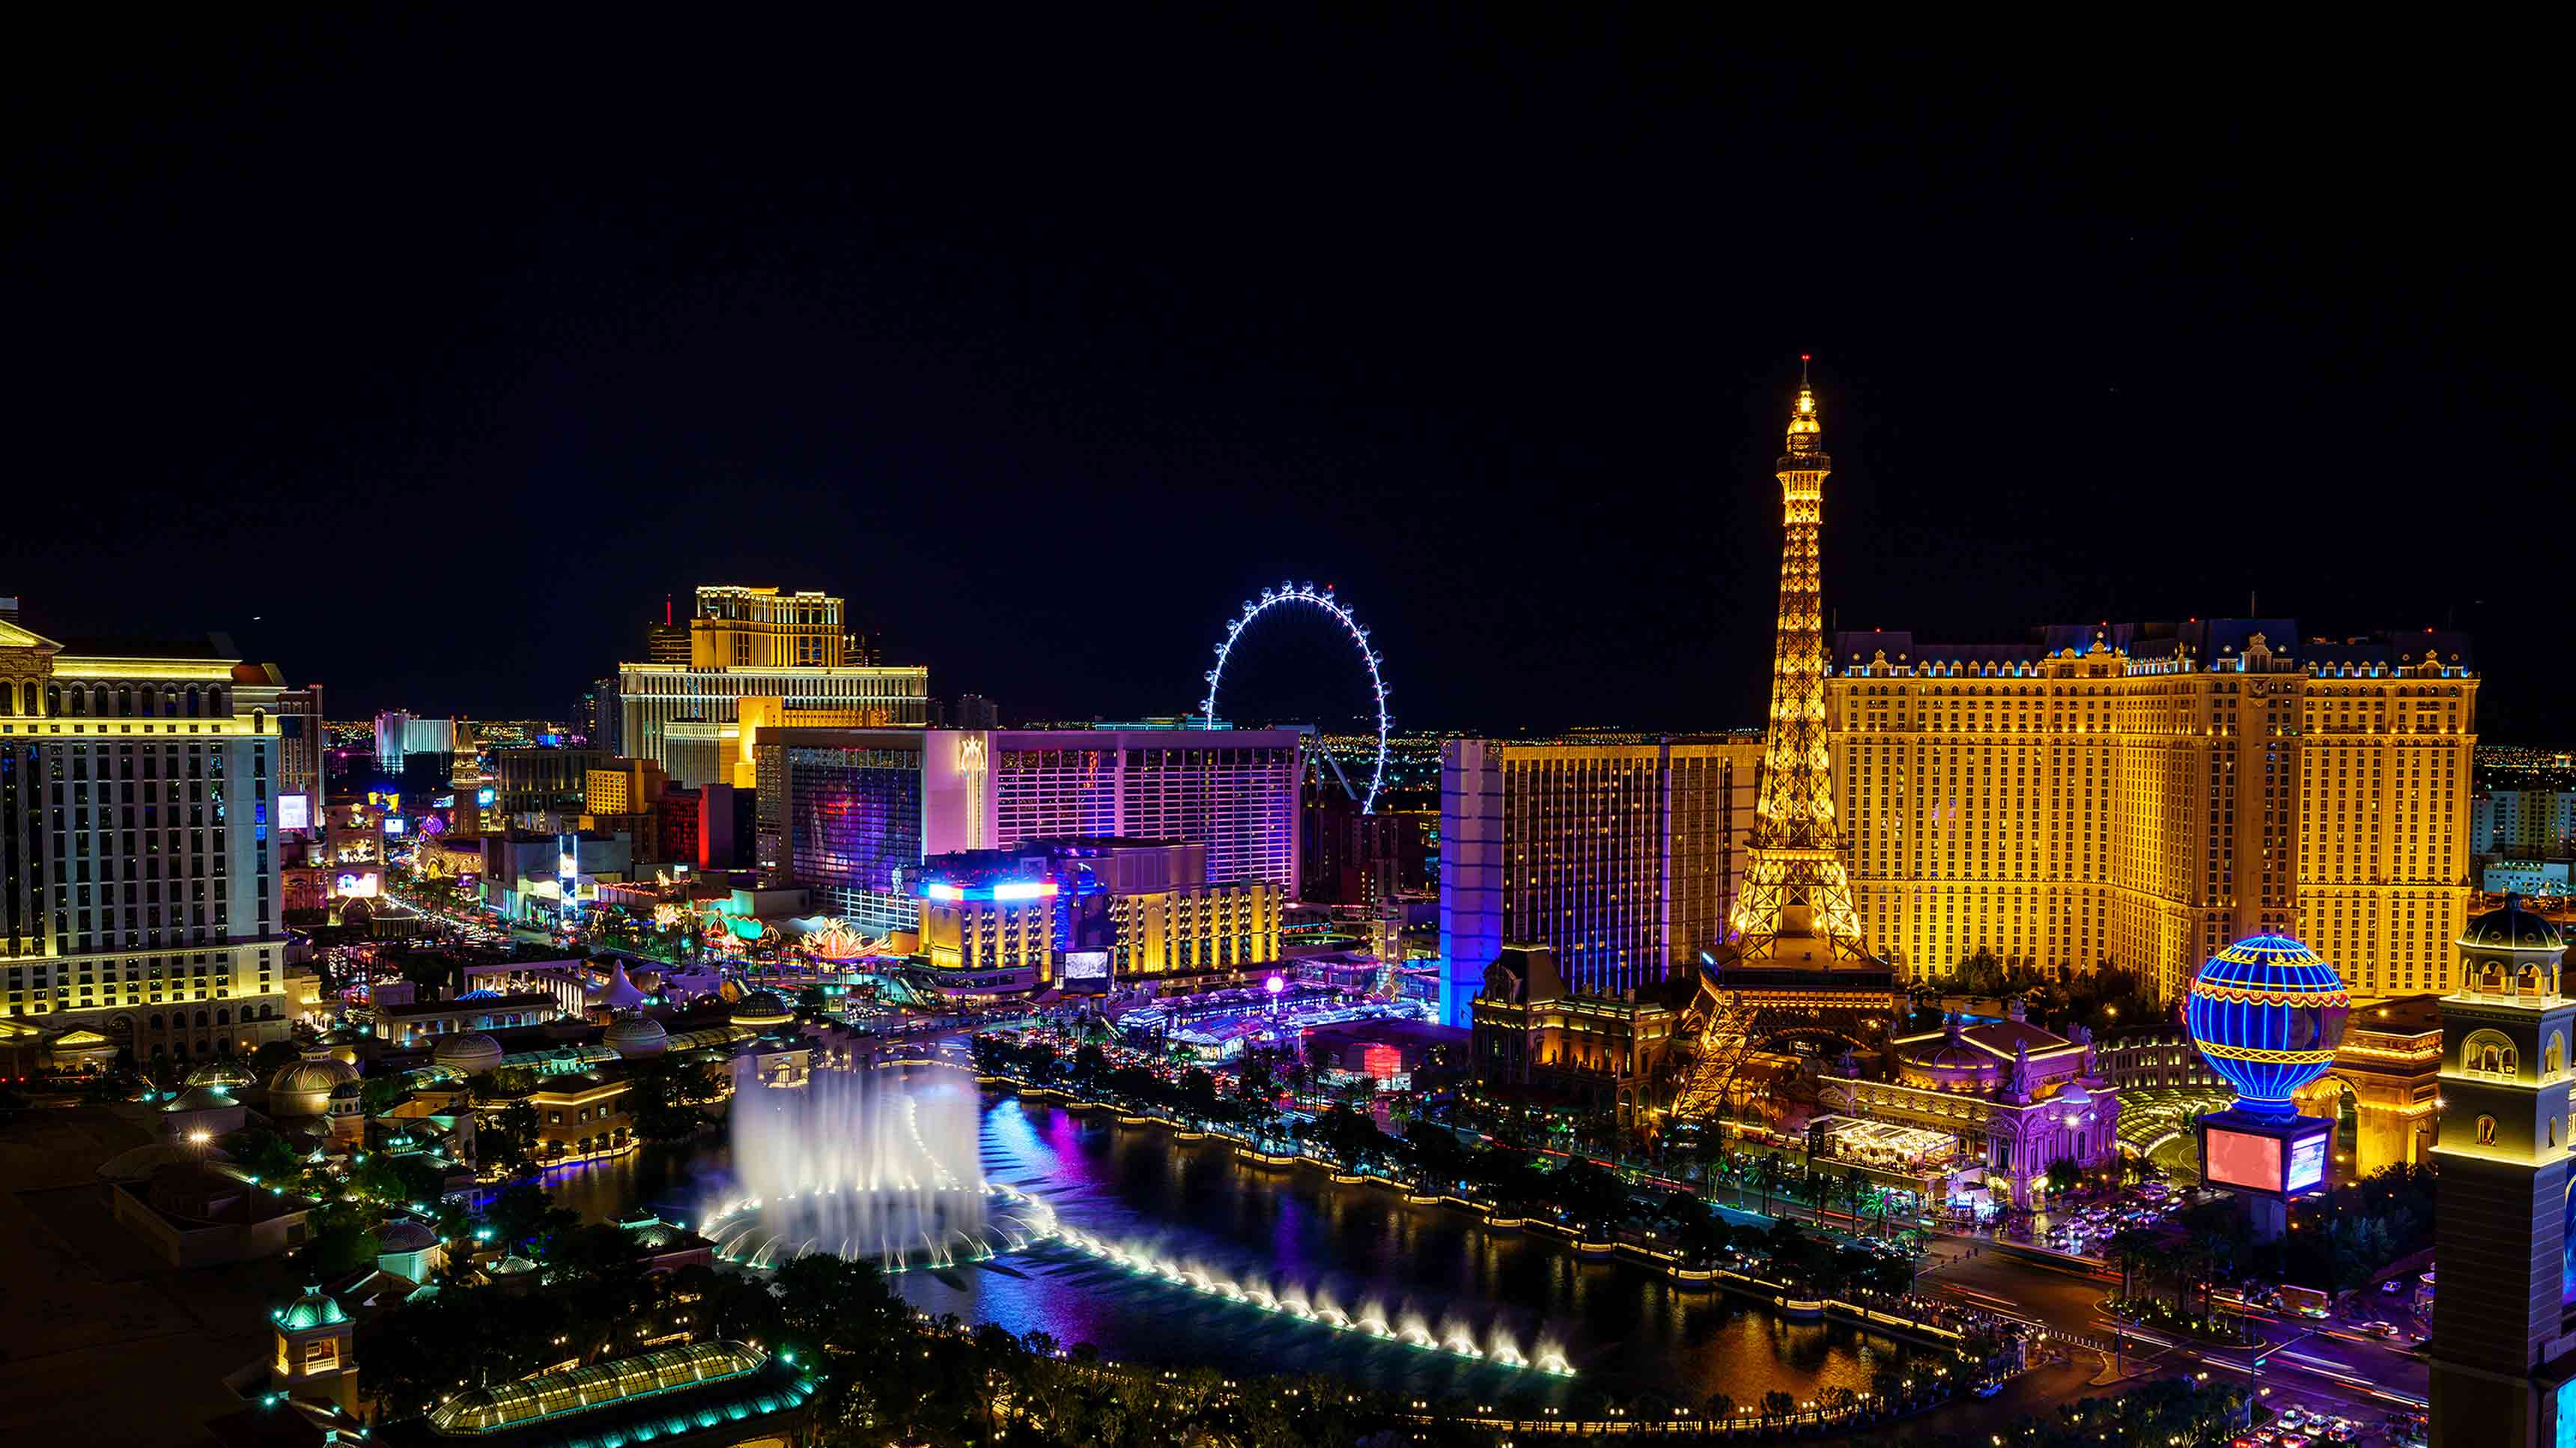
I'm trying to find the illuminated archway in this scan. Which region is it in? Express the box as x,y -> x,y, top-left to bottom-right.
1200,581 -> 1391,813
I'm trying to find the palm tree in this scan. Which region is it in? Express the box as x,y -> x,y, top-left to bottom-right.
2188,1227 -> 2237,1325
1755,1153 -> 1786,1216
2106,1227 -> 2158,1306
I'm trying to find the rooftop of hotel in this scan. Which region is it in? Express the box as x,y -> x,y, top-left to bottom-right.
1831,620 -> 2474,674
47,632 -> 239,660
375,991 -> 561,1018
2345,994 -> 2444,1038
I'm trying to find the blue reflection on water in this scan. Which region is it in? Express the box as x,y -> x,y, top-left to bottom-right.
565,1089 -> 1902,1401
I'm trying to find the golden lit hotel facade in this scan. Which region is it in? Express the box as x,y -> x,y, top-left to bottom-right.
2,612 -> 298,1068
1824,622 -> 2474,1001
610,584 -> 929,776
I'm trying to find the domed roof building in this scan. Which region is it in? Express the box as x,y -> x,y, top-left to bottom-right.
1822,997 -> 2118,1213
278,1284 -> 349,1332
317,1024 -> 371,1067
431,1032 -> 506,1077
185,1059 -> 258,1092
97,1141 -> 232,1181
731,990 -> 792,1029
1889,1001 -> 2092,1102
602,1012 -> 669,1059
2462,891 -> 2566,958
160,1084 -> 249,1143
269,1050 -> 361,1118
375,1217 -> 437,1254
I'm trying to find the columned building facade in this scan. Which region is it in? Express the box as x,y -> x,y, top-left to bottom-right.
1826,623 -> 2473,1000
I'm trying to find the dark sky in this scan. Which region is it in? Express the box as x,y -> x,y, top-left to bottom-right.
4,16 -> 2554,735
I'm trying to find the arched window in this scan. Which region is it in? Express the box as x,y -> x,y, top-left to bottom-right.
2465,1029 -> 2520,1080
43,684 -> 59,715
215,1009 -> 230,1026
208,687 -> 225,716
2551,1034 -> 2566,1079
91,685 -> 109,714
185,687 -> 201,717
116,686 -> 132,715
194,1010 -> 210,1028
67,687 -> 85,715
148,1014 -> 164,1031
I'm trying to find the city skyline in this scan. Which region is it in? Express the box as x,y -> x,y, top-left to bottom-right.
4,13 -> 2555,735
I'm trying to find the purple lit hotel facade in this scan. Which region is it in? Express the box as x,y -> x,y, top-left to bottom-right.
754,728 -> 1301,935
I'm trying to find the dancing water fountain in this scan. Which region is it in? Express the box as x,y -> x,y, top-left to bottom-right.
1051,1225 -> 1573,1375
699,1069 -> 1057,1271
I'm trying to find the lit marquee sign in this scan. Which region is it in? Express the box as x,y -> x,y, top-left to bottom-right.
383,815 -> 407,837
476,786 -> 496,806
331,871 -> 382,899
920,879 -> 1058,903
277,794 -> 312,831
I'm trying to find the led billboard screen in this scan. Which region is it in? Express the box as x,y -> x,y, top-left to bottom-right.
1061,950 -> 1112,995
331,870 -> 382,899
2285,1134 -> 2327,1193
2204,1127 -> 2284,1194
278,794 -> 312,831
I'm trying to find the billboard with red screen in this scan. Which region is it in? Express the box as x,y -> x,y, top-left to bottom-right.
2205,1126 -> 2285,1193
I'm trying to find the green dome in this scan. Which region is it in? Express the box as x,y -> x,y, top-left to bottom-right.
277,1285 -> 347,1331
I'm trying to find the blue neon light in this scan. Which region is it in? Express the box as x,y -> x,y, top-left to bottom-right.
2184,934 -> 2349,1118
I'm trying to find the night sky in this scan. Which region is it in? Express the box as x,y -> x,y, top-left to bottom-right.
6,17 -> 2553,735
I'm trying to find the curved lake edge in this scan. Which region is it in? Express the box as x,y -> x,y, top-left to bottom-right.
976,1071 -> 1977,1357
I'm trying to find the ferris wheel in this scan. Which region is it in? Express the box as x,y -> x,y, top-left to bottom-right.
1201,580 -> 1391,814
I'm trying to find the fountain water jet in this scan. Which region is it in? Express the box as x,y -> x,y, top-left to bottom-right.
699,1070 -> 1055,1271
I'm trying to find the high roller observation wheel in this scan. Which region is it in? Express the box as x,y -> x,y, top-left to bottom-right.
1201,580 -> 1391,815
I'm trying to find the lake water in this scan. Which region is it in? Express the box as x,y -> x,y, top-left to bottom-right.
542,1080 -> 1908,1405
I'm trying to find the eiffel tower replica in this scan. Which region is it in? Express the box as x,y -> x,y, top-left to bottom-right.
1674,362 -> 1896,1120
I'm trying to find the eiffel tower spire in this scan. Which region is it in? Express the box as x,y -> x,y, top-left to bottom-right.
1729,357 -> 1867,961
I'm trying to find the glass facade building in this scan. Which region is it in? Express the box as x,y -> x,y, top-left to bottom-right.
783,741 -> 924,933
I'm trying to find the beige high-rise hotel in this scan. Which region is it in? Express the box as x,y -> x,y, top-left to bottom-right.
1825,622 -> 2475,1001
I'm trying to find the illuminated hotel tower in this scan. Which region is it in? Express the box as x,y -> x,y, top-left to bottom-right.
2429,896 -> 2576,1448
1728,361 -> 1868,963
